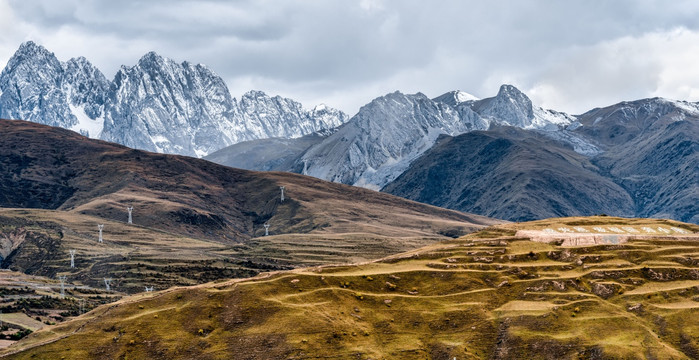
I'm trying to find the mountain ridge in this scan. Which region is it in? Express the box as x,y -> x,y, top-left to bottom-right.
208,90 -> 698,223
0,41 -> 348,157
384,97 -> 698,223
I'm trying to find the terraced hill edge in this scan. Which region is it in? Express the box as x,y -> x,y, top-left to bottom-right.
3,216 -> 699,359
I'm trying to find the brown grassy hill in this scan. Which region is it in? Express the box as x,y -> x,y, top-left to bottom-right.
4,216 -> 698,359
0,208 -> 469,294
0,119 -> 495,244
383,127 -> 635,221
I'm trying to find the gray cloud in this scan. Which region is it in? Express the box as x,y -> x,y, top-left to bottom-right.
2,0 -> 699,114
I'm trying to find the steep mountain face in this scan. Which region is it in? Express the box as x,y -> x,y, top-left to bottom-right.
0,42 -> 348,157
102,52 -> 238,156
0,42 -> 79,129
575,97 -> 699,148
62,56 -> 110,137
237,92 -> 346,141
576,98 -> 699,223
382,127 -> 635,221
468,84 -> 574,129
296,91 -> 489,189
289,86 -> 572,189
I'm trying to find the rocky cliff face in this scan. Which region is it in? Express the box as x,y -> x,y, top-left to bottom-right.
0,42 -> 79,129
0,42 -> 348,157
297,91 -> 488,189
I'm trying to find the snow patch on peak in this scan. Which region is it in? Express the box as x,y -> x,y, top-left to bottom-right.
662,98 -> 699,116
454,90 -> 479,103
531,107 -> 576,129
69,103 -> 104,138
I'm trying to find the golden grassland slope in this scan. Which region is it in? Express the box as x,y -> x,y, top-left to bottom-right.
3,216 -> 699,359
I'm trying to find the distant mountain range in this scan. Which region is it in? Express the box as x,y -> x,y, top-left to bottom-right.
0,42 -> 348,157
207,87 -> 698,224
1,41 -> 696,224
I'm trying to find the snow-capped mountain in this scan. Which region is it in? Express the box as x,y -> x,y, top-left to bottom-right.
467,84 -> 574,129
295,85 -> 576,189
0,42 -> 79,129
432,90 -> 479,107
101,51 -> 239,156
385,96 -> 699,223
0,42 -> 348,157
62,56 -> 110,137
237,91 -> 346,142
297,91 -> 485,189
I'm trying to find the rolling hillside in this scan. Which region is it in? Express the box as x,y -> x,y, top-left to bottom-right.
3,216 -> 698,359
0,119 -> 497,296
382,127 -> 635,221
0,119 -> 494,243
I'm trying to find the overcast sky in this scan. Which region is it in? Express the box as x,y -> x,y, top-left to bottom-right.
2,0 -> 699,115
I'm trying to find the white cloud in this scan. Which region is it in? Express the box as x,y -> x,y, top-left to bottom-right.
526,28 -> 699,114
0,0 -> 30,69
2,1 -> 699,115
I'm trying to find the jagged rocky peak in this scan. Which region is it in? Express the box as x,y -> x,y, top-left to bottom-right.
102,50 -> 238,156
104,52 -> 346,156
241,89 -> 269,100
237,89 -> 348,139
0,41 -> 77,128
239,90 -> 293,115
1,41 -> 64,89
297,90 -> 485,190
0,41 -> 348,157
468,84 -> 574,129
350,91 -> 450,131
62,56 -> 109,120
472,84 -> 533,127
310,103 -> 349,127
496,84 -> 534,114
6,41 -> 59,67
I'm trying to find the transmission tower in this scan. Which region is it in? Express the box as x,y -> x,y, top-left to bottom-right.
69,250 -> 76,268
104,278 -> 113,291
264,223 -> 270,236
97,224 -> 104,243
145,286 -> 154,292
127,206 -> 134,224
280,186 -> 285,202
